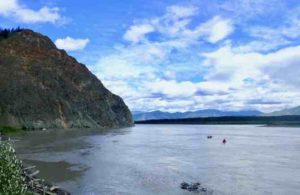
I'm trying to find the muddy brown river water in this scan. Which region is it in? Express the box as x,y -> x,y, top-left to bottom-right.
12,125 -> 300,195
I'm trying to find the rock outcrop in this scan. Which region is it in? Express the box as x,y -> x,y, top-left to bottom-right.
0,29 -> 133,129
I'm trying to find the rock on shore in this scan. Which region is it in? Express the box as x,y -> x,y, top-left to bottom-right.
0,29 -> 133,129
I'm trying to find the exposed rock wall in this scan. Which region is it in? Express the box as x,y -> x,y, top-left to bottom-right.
0,30 -> 133,129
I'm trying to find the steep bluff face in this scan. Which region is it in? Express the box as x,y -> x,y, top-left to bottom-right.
0,30 -> 133,129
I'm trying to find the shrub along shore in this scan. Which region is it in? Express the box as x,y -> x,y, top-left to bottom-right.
0,127 -> 70,195
0,141 -> 27,194
0,126 -> 24,135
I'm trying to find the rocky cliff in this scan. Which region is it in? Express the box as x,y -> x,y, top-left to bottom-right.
0,29 -> 133,129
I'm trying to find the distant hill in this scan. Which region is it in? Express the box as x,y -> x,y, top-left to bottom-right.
133,109 -> 263,121
266,106 -> 300,116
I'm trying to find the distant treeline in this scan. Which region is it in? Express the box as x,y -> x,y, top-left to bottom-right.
0,27 -> 23,39
135,115 -> 300,126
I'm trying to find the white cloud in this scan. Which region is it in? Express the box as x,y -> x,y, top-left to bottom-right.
181,16 -> 234,44
123,5 -> 234,45
233,40 -> 290,53
94,5 -> 238,112
205,16 -> 234,43
202,44 -> 264,83
199,43 -> 300,112
202,43 -> 300,86
0,0 -> 18,14
145,79 -> 199,98
166,5 -> 198,18
0,0 -> 62,24
55,37 -> 90,51
124,24 -> 154,44
174,16 -> 234,44
107,39 -> 300,112
91,3 -> 300,113
236,8 -> 300,52
220,0 -> 285,20
16,7 -> 61,24
93,54 -> 155,80
101,80 -> 142,99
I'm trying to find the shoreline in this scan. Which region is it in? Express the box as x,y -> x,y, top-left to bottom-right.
0,133 -> 71,195
21,163 -> 70,195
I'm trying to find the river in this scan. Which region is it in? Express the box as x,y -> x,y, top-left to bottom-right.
12,125 -> 300,195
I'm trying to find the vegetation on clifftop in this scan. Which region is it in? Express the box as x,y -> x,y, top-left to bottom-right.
0,27 -> 23,40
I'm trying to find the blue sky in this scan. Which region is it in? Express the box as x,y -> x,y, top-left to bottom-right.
1,0 -> 300,112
